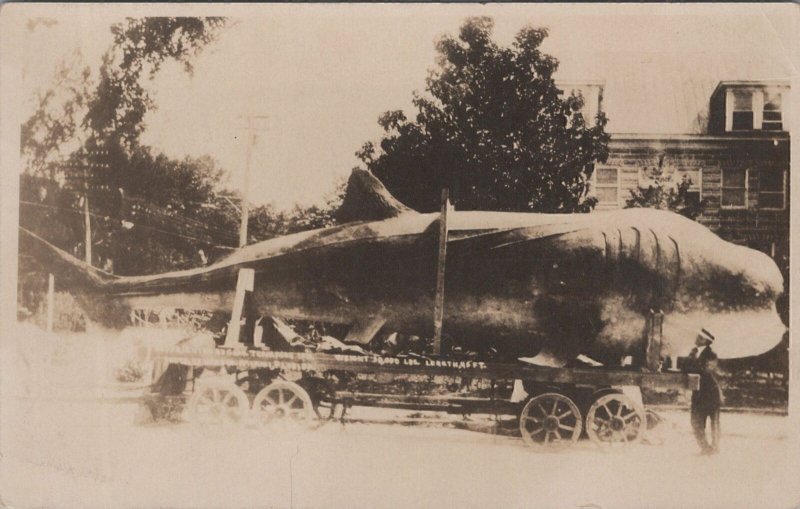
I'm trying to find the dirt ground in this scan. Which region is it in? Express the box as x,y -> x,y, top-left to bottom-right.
2,324 -> 799,509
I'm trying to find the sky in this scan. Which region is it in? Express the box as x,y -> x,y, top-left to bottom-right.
8,3 -> 798,210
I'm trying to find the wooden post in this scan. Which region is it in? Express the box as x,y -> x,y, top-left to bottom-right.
645,309 -> 664,371
433,188 -> 450,355
47,273 -> 55,333
223,268 -> 255,348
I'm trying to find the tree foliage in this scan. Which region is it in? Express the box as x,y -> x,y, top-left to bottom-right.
248,179 -> 345,240
357,17 -> 609,213
21,50 -> 93,178
85,17 -> 227,151
624,158 -> 706,220
20,18 -> 233,275
20,15 -> 344,291
22,18 -> 229,177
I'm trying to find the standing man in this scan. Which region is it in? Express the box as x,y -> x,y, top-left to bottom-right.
682,328 -> 722,454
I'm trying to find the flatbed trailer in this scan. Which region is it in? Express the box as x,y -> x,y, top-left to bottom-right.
147,345 -> 698,450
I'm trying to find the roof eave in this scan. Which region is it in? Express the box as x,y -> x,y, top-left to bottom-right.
711,79 -> 791,98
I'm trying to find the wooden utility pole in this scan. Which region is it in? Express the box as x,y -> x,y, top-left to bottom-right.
237,115 -> 269,247
83,194 -> 92,265
64,150 -> 109,266
432,187 -> 450,355
239,126 -> 254,248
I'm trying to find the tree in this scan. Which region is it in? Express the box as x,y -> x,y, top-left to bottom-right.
20,49 -> 93,179
356,17 -> 609,213
22,18 -> 228,178
624,156 -> 706,220
18,17 -> 347,324
20,17 -> 233,276
21,17 -> 347,278
84,17 -> 228,152
247,178 -> 346,241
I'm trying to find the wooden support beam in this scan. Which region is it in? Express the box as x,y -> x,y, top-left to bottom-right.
253,317 -> 265,349
223,268 -> 255,348
645,309 -> 664,371
432,187 -> 450,355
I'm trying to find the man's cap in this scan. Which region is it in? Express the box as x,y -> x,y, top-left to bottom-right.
699,328 -> 715,342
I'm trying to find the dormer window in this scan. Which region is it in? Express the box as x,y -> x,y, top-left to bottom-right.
708,80 -> 790,134
730,88 -> 784,131
717,82 -> 790,133
762,91 -> 783,131
731,90 -> 754,130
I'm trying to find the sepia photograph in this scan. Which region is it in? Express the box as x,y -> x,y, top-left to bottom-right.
0,3 -> 797,508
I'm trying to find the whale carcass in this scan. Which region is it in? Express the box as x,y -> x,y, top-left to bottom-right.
19,169 -> 785,365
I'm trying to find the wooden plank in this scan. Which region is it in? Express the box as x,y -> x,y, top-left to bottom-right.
335,392 -> 495,403
645,309 -> 664,371
322,391 -> 520,415
222,268 -> 255,348
333,397 -> 519,415
432,187 -> 450,355
148,347 -> 700,390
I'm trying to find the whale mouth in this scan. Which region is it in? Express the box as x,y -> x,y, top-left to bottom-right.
660,305 -> 786,359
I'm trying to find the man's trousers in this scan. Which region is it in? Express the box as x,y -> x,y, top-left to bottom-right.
691,405 -> 720,452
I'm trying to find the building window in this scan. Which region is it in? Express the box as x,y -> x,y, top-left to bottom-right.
762,91 -> 783,131
678,169 -> 702,207
594,167 -> 619,206
721,168 -> 748,208
731,90 -> 754,130
724,85 -> 788,132
759,169 -> 786,210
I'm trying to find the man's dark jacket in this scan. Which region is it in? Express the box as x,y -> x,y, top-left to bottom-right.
683,346 -> 723,411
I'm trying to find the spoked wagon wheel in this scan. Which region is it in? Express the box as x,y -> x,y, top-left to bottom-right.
187,380 -> 250,426
252,381 -> 315,429
642,409 -> 665,446
586,393 -> 646,448
519,393 -> 582,450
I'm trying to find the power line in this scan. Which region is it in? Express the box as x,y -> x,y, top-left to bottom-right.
43,185 -> 240,244
26,184 -> 240,243
123,196 -> 239,244
20,200 -> 236,250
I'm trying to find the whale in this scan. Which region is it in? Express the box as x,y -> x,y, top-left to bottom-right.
18,169 -> 785,366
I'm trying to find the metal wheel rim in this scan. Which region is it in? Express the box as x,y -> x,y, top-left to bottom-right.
252,381 -> 314,428
519,392 -> 582,449
188,382 -> 250,426
586,393 -> 645,447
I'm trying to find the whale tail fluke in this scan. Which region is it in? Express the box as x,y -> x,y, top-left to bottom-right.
18,226 -> 117,292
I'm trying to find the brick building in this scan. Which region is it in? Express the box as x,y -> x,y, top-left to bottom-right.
560,67 -> 791,376
561,77 -> 790,271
